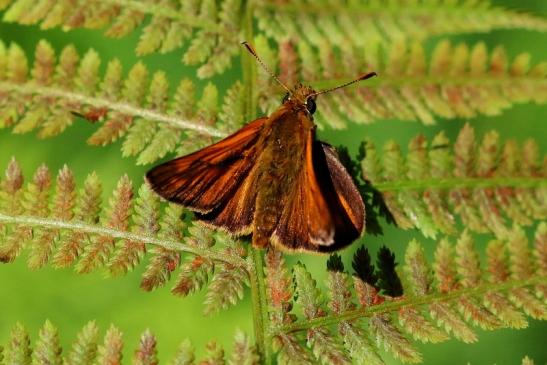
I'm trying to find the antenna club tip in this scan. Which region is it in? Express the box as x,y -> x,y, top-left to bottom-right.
359,71 -> 378,80
241,41 -> 258,57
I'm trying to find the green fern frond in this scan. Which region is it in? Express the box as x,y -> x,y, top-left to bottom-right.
3,0 -> 544,79
0,39 -> 250,165
65,321 -> 99,365
0,158 -> 249,310
256,0 -> 547,51
97,325 -> 123,365
0,0 -> 243,78
257,38 -> 547,128
4,323 -> 32,365
362,123 -> 546,239
270,227 -> 546,364
1,321 -> 259,365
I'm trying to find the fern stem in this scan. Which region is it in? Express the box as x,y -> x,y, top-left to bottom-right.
249,248 -> 272,365
279,275 -> 546,334
241,2 -> 272,363
0,82 -> 226,138
0,213 -> 247,268
374,177 -> 547,192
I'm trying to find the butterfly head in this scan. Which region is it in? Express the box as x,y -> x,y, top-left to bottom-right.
241,41 -> 376,116
282,83 -> 317,115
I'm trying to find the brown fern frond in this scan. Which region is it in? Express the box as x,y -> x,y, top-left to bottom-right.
0,39 -> 248,165
266,248 -> 315,365
0,0 -> 243,78
203,234 -> 249,315
256,39 -> 547,128
362,123 -> 546,238
0,158 -> 249,308
273,228 -> 546,364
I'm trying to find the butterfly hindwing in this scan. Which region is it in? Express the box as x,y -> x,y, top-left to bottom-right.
145,117 -> 267,213
272,136 -> 365,252
318,142 -> 365,250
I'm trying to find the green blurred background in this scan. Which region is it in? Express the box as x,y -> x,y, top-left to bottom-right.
0,1 -> 546,363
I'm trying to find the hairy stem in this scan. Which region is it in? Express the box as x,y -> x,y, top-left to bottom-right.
279,275 -> 546,334
374,177 -> 547,192
0,213 -> 247,268
249,248 -> 272,365
0,82 -> 226,138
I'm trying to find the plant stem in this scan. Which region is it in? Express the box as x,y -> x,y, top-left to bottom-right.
241,1 -> 272,363
0,82 -> 226,138
279,275 -> 546,333
0,213 -> 247,268
249,248 -> 272,365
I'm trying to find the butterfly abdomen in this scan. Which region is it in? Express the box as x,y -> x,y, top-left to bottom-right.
252,110 -> 306,248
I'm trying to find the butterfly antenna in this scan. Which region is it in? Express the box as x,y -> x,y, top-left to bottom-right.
310,72 -> 377,97
241,41 -> 291,93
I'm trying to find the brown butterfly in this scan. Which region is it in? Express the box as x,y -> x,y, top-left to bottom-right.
146,42 -> 377,253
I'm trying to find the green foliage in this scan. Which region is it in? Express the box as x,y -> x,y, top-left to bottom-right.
362,123 -> 547,238
0,39 -> 245,164
1,36 -> 545,166
0,321 -> 259,365
267,227 -> 546,364
0,0 -> 546,364
1,0 -> 545,80
256,38 -> 547,128
0,158 -> 249,314
0,0 -> 243,78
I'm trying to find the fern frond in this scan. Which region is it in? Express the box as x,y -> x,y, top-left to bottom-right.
257,39 -> 547,128
97,325 -> 123,365
4,323 -> 32,365
0,0 -> 243,78
1,321 -> 258,365
272,228 -> 546,364
65,321 -> 99,365
256,0 -> 547,52
293,263 -> 352,365
228,330 -> 260,365
0,39 -> 247,165
0,158 -> 249,309
32,320 -> 62,365
362,123 -> 546,238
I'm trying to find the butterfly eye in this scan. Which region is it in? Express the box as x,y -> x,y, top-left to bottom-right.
306,98 -> 316,114
282,93 -> 290,104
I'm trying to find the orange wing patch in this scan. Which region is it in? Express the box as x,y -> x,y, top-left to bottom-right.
272,131 -> 336,251
146,117 -> 267,213
196,162 -> 260,235
272,139 -> 365,252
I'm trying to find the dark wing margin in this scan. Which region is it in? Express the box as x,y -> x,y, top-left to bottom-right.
271,136 -> 365,253
145,117 -> 267,214
316,142 -> 365,251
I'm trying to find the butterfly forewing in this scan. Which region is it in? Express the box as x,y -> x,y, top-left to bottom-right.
145,117 -> 267,213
